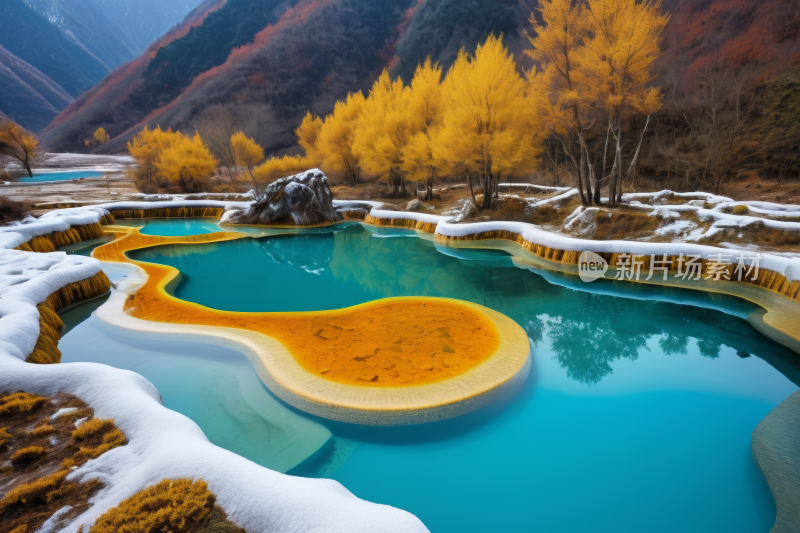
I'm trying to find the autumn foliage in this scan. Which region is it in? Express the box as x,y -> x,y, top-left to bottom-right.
127,126 -> 218,193
257,35 -> 543,206
0,121 -> 41,178
231,131 -> 264,192
527,0 -> 669,205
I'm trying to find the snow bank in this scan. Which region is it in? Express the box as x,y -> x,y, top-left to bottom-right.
0,250 -> 101,360
40,153 -> 135,165
434,219 -> 800,279
622,190 -> 732,205
715,200 -> 800,218
130,190 -> 257,202
99,200 -> 251,211
498,183 -> 572,193
369,208 -> 447,225
0,283 -> 426,531
529,188 -> 579,207
0,205 -> 428,531
333,199 -> 386,209
0,206 -> 110,249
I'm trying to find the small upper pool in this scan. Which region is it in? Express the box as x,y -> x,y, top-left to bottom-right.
16,170 -> 105,182
113,218 -> 222,236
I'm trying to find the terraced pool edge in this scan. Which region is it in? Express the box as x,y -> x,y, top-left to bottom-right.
90,226 -> 531,425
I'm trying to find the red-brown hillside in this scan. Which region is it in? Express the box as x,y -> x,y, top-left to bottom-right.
40,0 -> 799,156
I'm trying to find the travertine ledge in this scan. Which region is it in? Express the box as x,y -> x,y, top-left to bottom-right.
92,227 -> 531,425
752,390 -> 800,533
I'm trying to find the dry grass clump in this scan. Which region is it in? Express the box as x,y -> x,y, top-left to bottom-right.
30,424 -> 55,437
0,392 -> 128,533
740,221 -> 800,246
10,446 -> 46,464
529,204 -> 560,225
732,204 -> 749,215
0,427 -> 12,446
0,392 -> 48,417
0,470 -> 69,512
90,479 -> 216,533
493,196 -> 526,219
699,220 -> 800,248
0,196 -> 31,225
592,210 -> 661,240
72,418 -> 126,462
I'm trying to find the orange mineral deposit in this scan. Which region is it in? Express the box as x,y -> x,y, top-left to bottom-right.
94,227 -> 500,387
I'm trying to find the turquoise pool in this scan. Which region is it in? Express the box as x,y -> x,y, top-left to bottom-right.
17,170 -> 104,182
113,218 -> 222,236
61,223 -> 799,532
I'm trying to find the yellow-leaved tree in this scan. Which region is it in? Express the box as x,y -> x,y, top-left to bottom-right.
316,91 -> 366,185
296,112 -> 323,166
0,120 -> 40,178
231,131 -> 264,193
247,112 -> 322,191
127,126 -> 179,189
94,127 -> 108,145
584,0 -> 669,204
436,35 -> 541,211
526,0 -> 599,205
252,155 -> 312,188
352,70 -> 412,195
401,58 -> 445,200
154,132 -> 218,192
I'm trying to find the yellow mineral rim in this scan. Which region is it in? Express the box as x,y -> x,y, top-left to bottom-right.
93,226 -> 531,424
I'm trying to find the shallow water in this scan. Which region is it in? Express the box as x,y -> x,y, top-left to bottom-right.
112,218 -> 222,236
17,170 -> 104,182
64,223 -> 800,532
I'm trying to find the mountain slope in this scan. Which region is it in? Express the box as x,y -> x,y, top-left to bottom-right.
0,45 -> 73,131
25,0 -> 139,72
42,0 -> 528,152
0,0 -> 204,133
393,0 -> 522,80
0,0 -> 111,98
41,0 -> 800,155
90,0 -> 202,53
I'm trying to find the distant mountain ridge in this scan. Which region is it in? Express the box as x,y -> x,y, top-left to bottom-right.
0,45 -> 73,132
40,0 -> 800,154
42,0 -> 528,152
0,0 -> 202,132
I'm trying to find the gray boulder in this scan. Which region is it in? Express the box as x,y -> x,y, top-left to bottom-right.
227,170 -> 343,226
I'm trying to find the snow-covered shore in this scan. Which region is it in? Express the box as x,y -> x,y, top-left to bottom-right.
0,208 -> 428,532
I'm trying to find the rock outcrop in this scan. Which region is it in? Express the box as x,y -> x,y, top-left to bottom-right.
224,170 -> 342,226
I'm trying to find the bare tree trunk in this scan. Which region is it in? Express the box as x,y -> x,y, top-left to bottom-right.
598,122 -> 611,203
561,136 -> 587,205
555,143 -> 559,188
466,171 -> 480,212
247,166 -> 259,196
578,131 -> 594,204
626,114 -> 651,187
482,171 -> 492,211
609,113 -> 624,206
22,155 -> 33,178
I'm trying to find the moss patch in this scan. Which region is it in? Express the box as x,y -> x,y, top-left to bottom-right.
0,391 -> 125,533
90,478 -> 245,533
